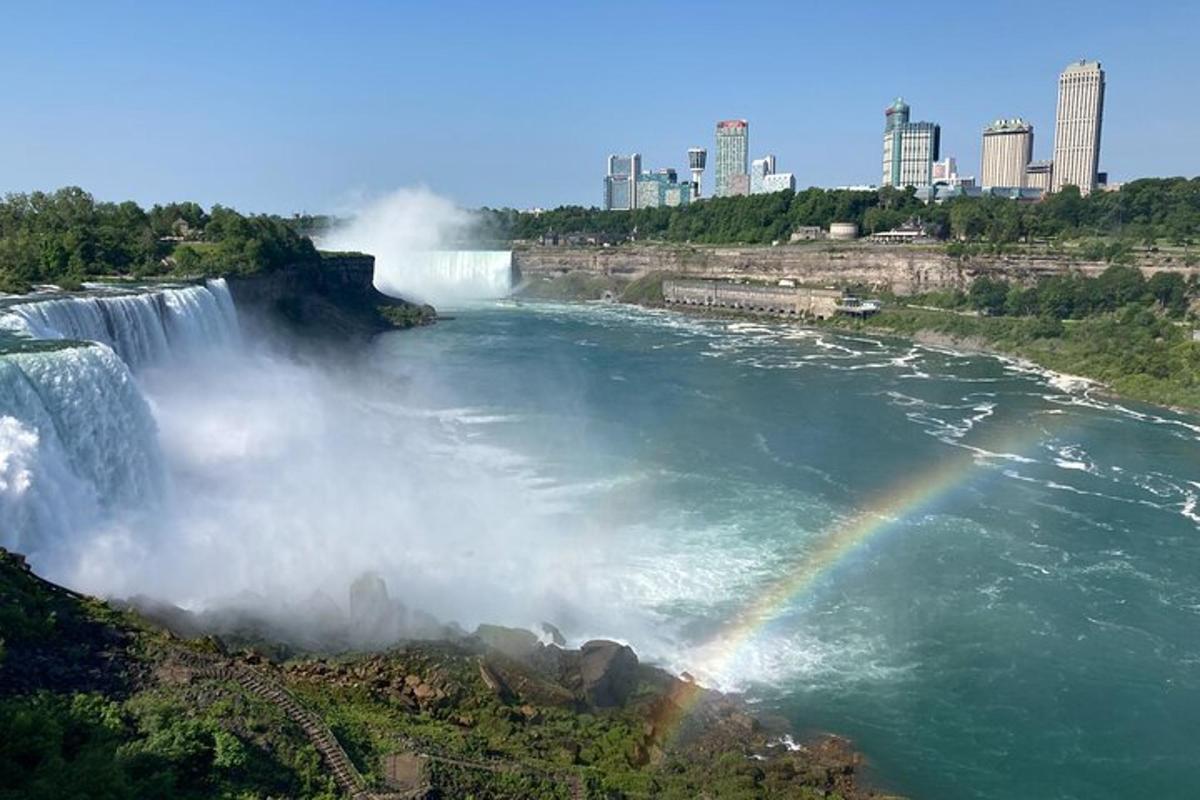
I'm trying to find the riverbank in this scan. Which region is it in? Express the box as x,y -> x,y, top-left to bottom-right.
515,271 -> 1200,413
816,306 -> 1200,411
0,548 -> 894,799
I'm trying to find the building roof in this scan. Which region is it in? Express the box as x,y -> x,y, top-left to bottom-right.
984,118 -> 1032,133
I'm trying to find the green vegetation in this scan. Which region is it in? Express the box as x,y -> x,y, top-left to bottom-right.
0,549 -> 880,799
823,265 -> 1200,408
483,177 -> 1200,250
0,187 -> 320,293
377,302 -> 437,329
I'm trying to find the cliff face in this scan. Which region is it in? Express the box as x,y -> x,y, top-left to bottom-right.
227,254 -> 434,339
513,243 -> 1197,295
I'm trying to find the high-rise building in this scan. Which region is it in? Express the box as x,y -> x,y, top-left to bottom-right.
881,98 -> 941,188
749,155 -> 794,194
714,120 -> 749,197
981,118 -> 1034,188
636,168 -> 691,208
1052,60 -> 1105,195
1024,160 -> 1054,192
749,155 -> 776,194
603,153 -> 641,210
605,153 -> 641,210
688,147 -> 707,199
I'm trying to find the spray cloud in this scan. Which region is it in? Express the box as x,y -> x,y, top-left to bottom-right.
320,187 -> 512,306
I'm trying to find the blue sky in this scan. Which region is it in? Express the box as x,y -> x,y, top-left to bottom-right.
1,1 -> 1196,213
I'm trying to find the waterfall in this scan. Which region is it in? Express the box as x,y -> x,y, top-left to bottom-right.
0,279 -> 240,369
373,250 -> 512,304
0,344 -> 165,560
0,279 -> 238,564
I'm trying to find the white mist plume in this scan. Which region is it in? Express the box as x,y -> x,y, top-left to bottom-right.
320,187 -> 512,306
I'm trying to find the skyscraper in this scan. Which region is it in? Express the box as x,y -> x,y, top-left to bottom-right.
981,118 -> 1034,188
881,99 -> 940,188
714,120 -> 749,197
749,155 -> 776,194
603,153 -> 641,210
1052,60 -> 1105,195
749,155 -> 795,194
687,147 -> 707,199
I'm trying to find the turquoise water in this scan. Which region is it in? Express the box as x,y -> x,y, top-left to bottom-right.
373,302 -> 1200,800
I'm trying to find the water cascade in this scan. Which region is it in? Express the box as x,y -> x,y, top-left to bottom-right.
0,279 -> 240,369
373,250 -> 512,304
0,279 -> 240,562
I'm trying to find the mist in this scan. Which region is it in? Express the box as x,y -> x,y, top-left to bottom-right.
319,187 -> 513,306
0,190 -> 670,664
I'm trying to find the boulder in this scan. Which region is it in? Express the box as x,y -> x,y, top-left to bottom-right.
475,624 -> 540,661
578,639 -> 638,708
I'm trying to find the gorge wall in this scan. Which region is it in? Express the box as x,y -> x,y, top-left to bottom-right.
227,253 -> 433,338
513,243 -> 1199,295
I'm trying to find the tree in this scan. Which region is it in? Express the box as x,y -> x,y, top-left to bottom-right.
968,276 -> 1009,315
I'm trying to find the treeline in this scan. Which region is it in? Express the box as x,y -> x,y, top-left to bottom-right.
482,177 -> 1200,248
0,187 -> 319,293
929,265 -> 1198,322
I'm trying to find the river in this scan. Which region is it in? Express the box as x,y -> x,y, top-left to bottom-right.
372,301 -> 1200,800
2,293 -> 1198,798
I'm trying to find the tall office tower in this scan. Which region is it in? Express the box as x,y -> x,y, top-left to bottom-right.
714,120 -> 749,197
1052,60 -> 1105,194
603,153 -> 641,210
881,98 -> 941,188
981,118 -> 1034,188
688,147 -> 707,199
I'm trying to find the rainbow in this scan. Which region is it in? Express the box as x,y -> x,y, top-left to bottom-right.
651,424 -> 1051,743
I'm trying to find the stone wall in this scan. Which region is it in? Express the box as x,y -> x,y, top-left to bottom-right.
513,243 -> 1200,295
664,279 -> 841,319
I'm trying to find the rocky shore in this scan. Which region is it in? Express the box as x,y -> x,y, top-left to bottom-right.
0,549 -> 899,799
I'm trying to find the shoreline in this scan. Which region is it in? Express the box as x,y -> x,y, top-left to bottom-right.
596,296 -> 1198,418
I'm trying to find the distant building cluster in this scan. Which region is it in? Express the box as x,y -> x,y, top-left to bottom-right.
886,59 -> 1107,199
600,59 -> 1108,211
602,119 -> 797,210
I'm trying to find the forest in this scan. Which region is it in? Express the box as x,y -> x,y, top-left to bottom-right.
0,188 -> 319,293
483,177 -> 1200,250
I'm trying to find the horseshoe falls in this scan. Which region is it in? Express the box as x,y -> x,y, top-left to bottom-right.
372,250 -> 513,304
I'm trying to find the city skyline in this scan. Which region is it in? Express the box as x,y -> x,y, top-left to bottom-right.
0,1 -> 1196,213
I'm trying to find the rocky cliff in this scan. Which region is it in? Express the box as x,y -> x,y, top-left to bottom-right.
514,242 -> 1198,295
227,253 -> 434,340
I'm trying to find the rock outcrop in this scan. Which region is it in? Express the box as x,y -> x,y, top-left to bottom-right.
577,639 -> 639,708
226,253 -> 434,341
